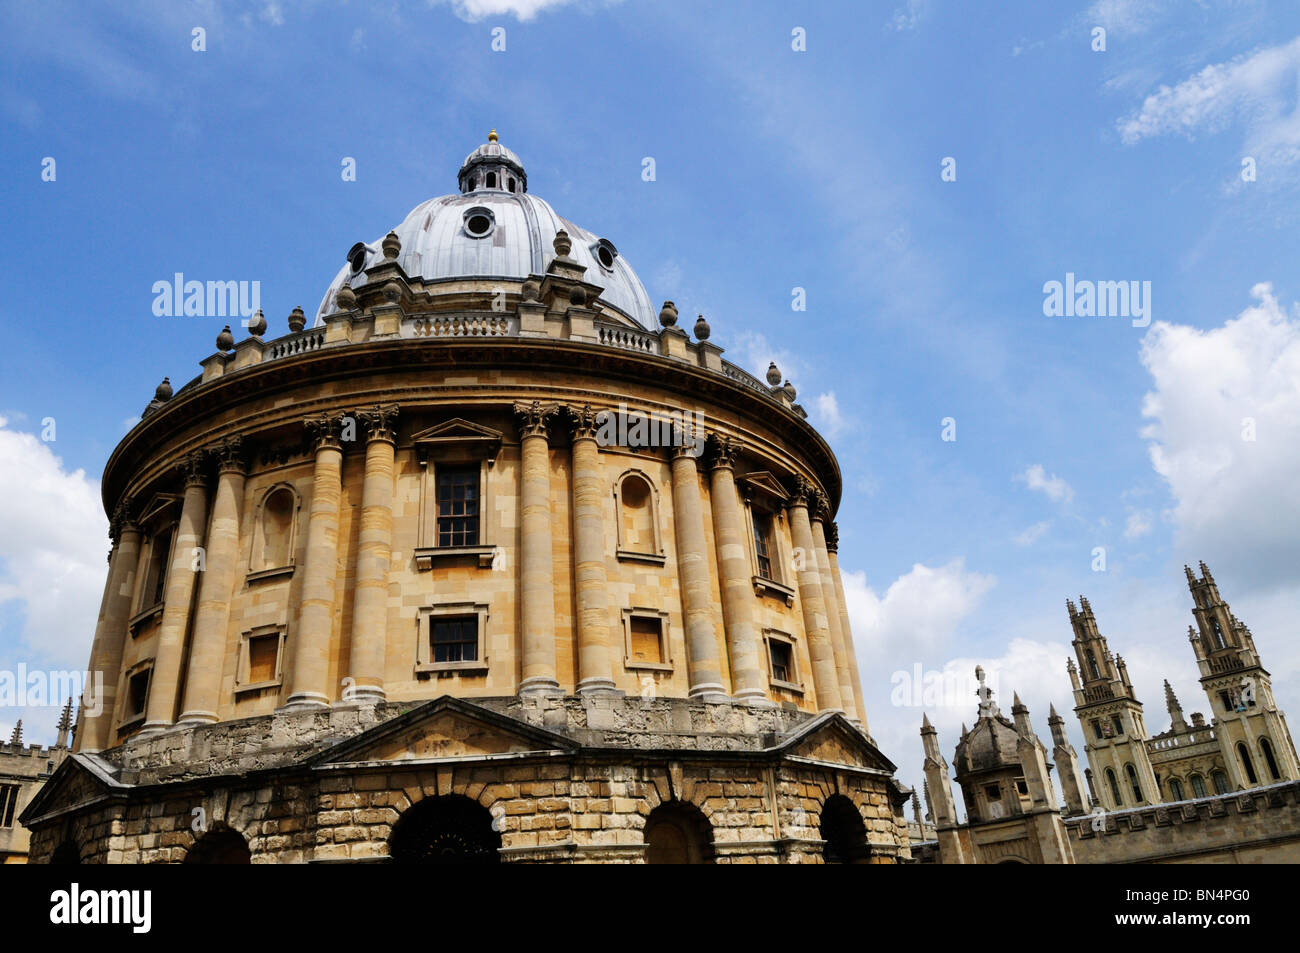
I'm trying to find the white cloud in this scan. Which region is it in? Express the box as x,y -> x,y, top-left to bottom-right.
812,391 -> 848,438
842,558 -> 995,662
1016,464 -> 1075,503
1124,509 -> 1153,539
727,330 -> 807,389
1087,0 -> 1165,37
1118,36 -> 1300,169
430,0 -> 610,22
889,0 -> 931,31
0,418 -> 107,743
1139,282 -> 1300,589
1014,521 -> 1051,546
259,2 -> 285,26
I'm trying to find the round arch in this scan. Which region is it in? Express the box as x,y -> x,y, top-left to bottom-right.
819,794 -> 870,864
643,800 -> 715,864
184,826 -> 251,864
389,794 -> 501,864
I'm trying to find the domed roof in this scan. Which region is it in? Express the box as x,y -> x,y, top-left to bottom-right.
314,132 -> 655,328
953,714 -> 1022,777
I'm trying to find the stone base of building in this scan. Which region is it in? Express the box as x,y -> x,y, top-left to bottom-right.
21,695 -> 911,864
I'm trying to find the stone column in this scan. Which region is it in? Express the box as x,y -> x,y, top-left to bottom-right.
707,436 -> 768,705
285,414 -> 344,710
788,478 -> 842,713
811,497 -> 858,724
346,405 -> 398,704
515,402 -> 561,696
568,405 -> 616,695
179,437 -> 248,724
826,522 -> 868,731
78,500 -> 142,752
141,452 -> 210,735
670,441 -> 726,701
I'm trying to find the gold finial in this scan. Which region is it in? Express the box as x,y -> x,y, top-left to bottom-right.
488,129 -> 498,142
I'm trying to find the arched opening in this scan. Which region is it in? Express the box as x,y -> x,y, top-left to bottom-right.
1168,778 -> 1185,801
389,794 -> 501,864
819,794 -> 870,864
50,841 -> 81,865
485,171 -> 497,189
1260,737 -> 1282,781
1189,774 -> 1207,798
466,176 -> 476,191
644,801 -> 714,865
1085,650 -> 1101,681
508,177 -> 516,192
184,827 -> 251,864
259,486 -> 295,570
1125,763 -> 1143,803
618,473 -> 655,553
1212,770 -> 1230,795
1105,768 -> 1123,806
1238,743 -> 1258,785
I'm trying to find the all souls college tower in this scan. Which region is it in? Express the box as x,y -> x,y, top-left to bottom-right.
21,134 -> 911,864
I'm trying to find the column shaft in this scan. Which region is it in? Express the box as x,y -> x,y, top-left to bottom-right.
670,449 -> 725,699
79,518 -> 141,751
347,411 -> 397,703
788,482 -> 841,713
517,403 -> 559,695
812,515 -> 859,723
570,415 -> 615,694
707,448 -> 767,704
286,422 -> 343,709
142,460 -> 210,734
827,544 -> 868,732
179,448 -> 246,724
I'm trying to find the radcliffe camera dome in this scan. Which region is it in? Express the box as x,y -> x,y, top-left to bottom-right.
316,131 -> 656,328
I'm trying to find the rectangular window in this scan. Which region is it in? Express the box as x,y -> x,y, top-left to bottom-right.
629,616 -> 663,665
0,784 -> 19,827
769,639 -> 793,683
145,526 -> 174,608
1092,719 -> 1104,740
985,784 -> 1001,801
1111,714 -> 1124,737
247,633 -> 280,684
1015,779 -> 1029,796
752,511 -> 774,580
436,466 -> 479,547
431,617 -> 478,664
127,669 -> 150,718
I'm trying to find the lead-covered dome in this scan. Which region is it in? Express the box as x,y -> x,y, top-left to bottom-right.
315,131 -> 654,327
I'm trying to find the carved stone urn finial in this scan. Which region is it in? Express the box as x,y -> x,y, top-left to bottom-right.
382,230 -> 401,261
766,362 -> 781,386
288,307 -> 306,332
335,284 -> 357,311
248,309 -> 267,337
553,229 -> 572,259
216,325 -> 235,352
155,377 -> 173,401
782,379 -> 796,401
659,301 -> 678,327
693,314 -> 710,340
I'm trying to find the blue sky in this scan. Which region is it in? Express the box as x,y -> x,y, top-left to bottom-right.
3,0 -> 1300,810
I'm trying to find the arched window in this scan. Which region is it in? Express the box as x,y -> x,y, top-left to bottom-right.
184,827 -> 251,864
1125,763 -> 1143,803
1106,767 -> 1123,806
1189,774 -> 1207,798
644,801 -> 715,864
252,485 -> 298,575
1168,778 -> 1185,801
1086,650 -> 1101,681
467,176 -> 476,191
1212,770 -> 1230,794
508,177 -> 516,192
614,470 -> 663,563
485,171 -> 497,188
1260,737 -> 1282,780
819,794 -> 870,864
1211,619 -> 1226,649
389,794 -> 501,864
1237,743 -> 1257,785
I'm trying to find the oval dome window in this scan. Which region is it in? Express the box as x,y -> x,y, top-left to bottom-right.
463,207 -> 495,238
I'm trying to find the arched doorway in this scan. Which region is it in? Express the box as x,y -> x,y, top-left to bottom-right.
184,827 -> 251,864
819,794 -> 870,864
50,841 -> 81,865
643,801 -> 714,864
389,794 -> 501,864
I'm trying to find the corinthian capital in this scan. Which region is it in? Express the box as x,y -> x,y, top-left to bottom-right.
177,450 -> 209,488
304,413 -> 344,451
826,521 -> 840,553
358,404 -> 400,444
789,476 -> 815,508
566,403 -> 604,442
211,435 -> 247,474
514,401 -> 559,440
708,433 -> 742,471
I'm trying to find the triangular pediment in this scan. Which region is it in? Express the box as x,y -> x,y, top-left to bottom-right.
308,696 -> 577,767
18,753 -> 129,827
777,713 -> 897,774
411,418 -> 503,462
737,470 -> 789,504
136,492 -> 183,529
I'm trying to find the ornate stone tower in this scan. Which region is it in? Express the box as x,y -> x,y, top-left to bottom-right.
1047,702 -> 1089,816
1067,597 -> 1158,810
1186,562 -> 1300,789
920,712 -> 967,864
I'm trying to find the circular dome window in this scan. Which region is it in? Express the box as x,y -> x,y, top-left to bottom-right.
593,238 -> 619,270
463,207 -> 495,238
347,242 -> 368,273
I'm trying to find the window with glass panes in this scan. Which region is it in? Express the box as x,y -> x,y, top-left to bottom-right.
431,617 -> 478,663
752,511 -> 774,580
0,784 -> 19,827
436,466 -> 479,547
769,639 -> 793,683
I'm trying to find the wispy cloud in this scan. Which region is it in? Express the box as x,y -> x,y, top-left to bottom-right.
1014,521 -> 1052,546
1016,464 -> 1075,504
